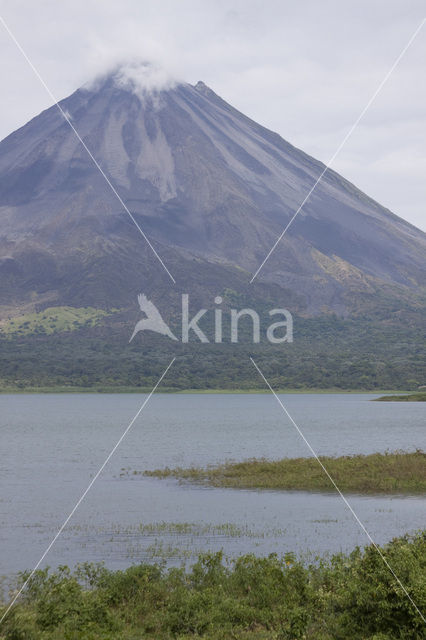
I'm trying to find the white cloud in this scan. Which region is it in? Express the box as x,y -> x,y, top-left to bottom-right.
112,60 -> 179,96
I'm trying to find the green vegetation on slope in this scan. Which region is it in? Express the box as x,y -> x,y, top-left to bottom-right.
144,451 -> 426,494
375,392 -> 426,402
1,533 -> 425,639
0,312 -> 425,390
0,306 -> 116,336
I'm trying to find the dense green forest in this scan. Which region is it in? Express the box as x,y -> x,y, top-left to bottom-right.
0,312 -> 424,391
1,532 -> 424,639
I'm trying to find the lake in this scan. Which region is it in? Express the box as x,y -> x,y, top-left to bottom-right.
0,393 -> 424,579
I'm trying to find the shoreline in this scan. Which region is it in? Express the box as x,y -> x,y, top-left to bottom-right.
0,387 -> 409,395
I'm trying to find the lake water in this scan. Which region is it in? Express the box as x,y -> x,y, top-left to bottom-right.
0,393 -> 424,579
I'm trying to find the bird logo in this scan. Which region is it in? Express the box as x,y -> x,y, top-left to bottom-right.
129,294 -> 178,342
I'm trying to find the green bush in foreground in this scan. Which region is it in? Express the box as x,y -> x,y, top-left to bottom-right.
1,532 -> 425,639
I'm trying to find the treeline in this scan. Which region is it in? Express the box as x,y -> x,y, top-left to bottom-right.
0,314 -> 424,390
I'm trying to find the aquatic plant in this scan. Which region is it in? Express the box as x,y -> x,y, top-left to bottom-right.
143,450 -> 426,494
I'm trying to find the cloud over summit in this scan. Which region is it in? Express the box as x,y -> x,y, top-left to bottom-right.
113,60 -> 179,95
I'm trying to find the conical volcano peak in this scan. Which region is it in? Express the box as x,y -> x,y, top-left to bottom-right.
0,65 -> 424,318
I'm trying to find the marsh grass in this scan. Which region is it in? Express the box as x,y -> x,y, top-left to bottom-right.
59,521 -> 291,563
66,521 -> 287,539
374,392 -> 426,401
143,450 -> 426,494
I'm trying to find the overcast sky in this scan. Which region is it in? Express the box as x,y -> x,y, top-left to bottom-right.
0,0 -> 425,230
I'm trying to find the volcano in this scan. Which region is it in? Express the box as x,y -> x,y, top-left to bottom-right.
0,63 -> 425,316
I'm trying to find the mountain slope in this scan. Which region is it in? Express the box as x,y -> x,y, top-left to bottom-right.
0,65 -> 425,319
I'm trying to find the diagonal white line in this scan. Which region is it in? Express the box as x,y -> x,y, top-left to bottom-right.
250,18 -> 426,283
250,357 -> 425,624
0,356 -> 176,626
0,15 -> 176,284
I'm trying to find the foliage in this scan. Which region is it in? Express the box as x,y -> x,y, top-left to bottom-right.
1,532 -> 425,639
0,307 -> 114,336
0,312 -> 425,391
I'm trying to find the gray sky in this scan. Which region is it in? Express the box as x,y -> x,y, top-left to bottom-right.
0,0 -> 425,230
